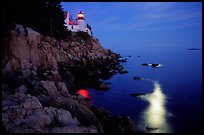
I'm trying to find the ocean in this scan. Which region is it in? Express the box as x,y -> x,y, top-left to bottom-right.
82,47 -> 202,133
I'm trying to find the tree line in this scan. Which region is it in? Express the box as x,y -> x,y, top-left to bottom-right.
2,1 -> 71,39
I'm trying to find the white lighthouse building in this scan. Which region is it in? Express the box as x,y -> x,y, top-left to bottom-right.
64,11 -> 92,35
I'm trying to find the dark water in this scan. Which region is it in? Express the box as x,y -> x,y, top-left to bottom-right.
81,48 -> 202,133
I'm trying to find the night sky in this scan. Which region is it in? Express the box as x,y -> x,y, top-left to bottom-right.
61,2 -> 202,53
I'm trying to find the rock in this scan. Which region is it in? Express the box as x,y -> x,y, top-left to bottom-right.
118,58 -> 127,62
76,94 -> 90,106
91,106 -> 136,133
72,57 -> 81,62
3,61 -> 12,72
82,58 -> 87,67
187,48 -> 200,50
2,93 -> 44,132
133,76 -> 142,80
23,70 -> 32,78
49,125 -> 98,133
56,108 -> 80,126
40,81 -> 60,98
27,80 -> 45,95
87,70 -> 95,77
141,63 -> 149,66
142,63 -> 160,67
118,69 -> 128,74
107,49 -> 114,54
3,92 -> 98,133
26,27 -> 41,45
65,71 -> 75,83
114,116 -> 136,133
104,82 -> 112,85
50,56 -> 58,70
53,96 -> 103,133
31,71 -> 37,77
116,65 -> 124,70
2,24 -> 130,133
76,89 -> 89,98
99,82 -> 110,90
23,108 -> 52,129
151,64 -> 159,67
58,52 -> 68,63
130,93 -> 146,98
57,81 -> 69,96
15,85 -> 27,94
146,125 -> 158,131
51,70 -> 60,80
23,96 -> 42,110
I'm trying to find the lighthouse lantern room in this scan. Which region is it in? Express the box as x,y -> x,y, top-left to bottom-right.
77,11 -> 84,20
64,11 -> 92,35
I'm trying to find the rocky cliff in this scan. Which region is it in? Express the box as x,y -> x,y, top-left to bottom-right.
2,24 -> 135,133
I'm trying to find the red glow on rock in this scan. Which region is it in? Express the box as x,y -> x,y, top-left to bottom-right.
77,89 -> 89,98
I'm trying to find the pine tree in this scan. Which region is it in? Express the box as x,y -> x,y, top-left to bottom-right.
2,1 -> 70,39
46,2 -> 70,39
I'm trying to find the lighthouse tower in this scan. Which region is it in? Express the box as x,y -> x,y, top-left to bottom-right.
77,11 -> 86,32
64,11 -> 92,35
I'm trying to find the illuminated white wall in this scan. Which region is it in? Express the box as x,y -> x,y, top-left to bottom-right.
77,19 -> 86,32
68,25 -> 79,32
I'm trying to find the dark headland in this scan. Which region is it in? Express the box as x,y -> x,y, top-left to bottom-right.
1,2 -> 137,133
1,24 -> 135,133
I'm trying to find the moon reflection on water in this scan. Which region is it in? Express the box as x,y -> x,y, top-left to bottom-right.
138,81 -> 173,133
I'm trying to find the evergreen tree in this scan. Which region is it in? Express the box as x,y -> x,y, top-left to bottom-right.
46,2 -> 70,39
1,1 -> 70,39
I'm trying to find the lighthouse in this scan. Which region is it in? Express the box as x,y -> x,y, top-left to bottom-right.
77,11 -> 86,31
64,11 -> 92,35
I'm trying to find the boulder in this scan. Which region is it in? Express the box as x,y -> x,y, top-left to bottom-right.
146,125 -> 158,131
23,96 -> 42,110
91,106 -> 136,133
53,96 -> 103,133
15,85 -> 27,94
130,93 -> 146,98
56,108 -> 80,126
82,58 -> 87,67
2,92 -> 99,133
59,52 -> 69,62
116,65 -> 124,70
57,81 -> 69,96
65,71 -> 75,83
40,81 -> 60,98
151,64 -> 159,67
21,70 -> 31,78
51,70 -> 60,80
76,94 -> 90,106
118,69 -> 128,74
99,82 -> 110,90
118,58 -> 127,62
141,63 -> 149,66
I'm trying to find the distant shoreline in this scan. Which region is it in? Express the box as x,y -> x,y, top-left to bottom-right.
187,48 -> 201,50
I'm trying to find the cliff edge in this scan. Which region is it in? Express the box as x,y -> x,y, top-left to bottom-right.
2,24 -> 135,133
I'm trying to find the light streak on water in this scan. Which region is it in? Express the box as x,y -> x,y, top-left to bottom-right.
137,81 -> 173,133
